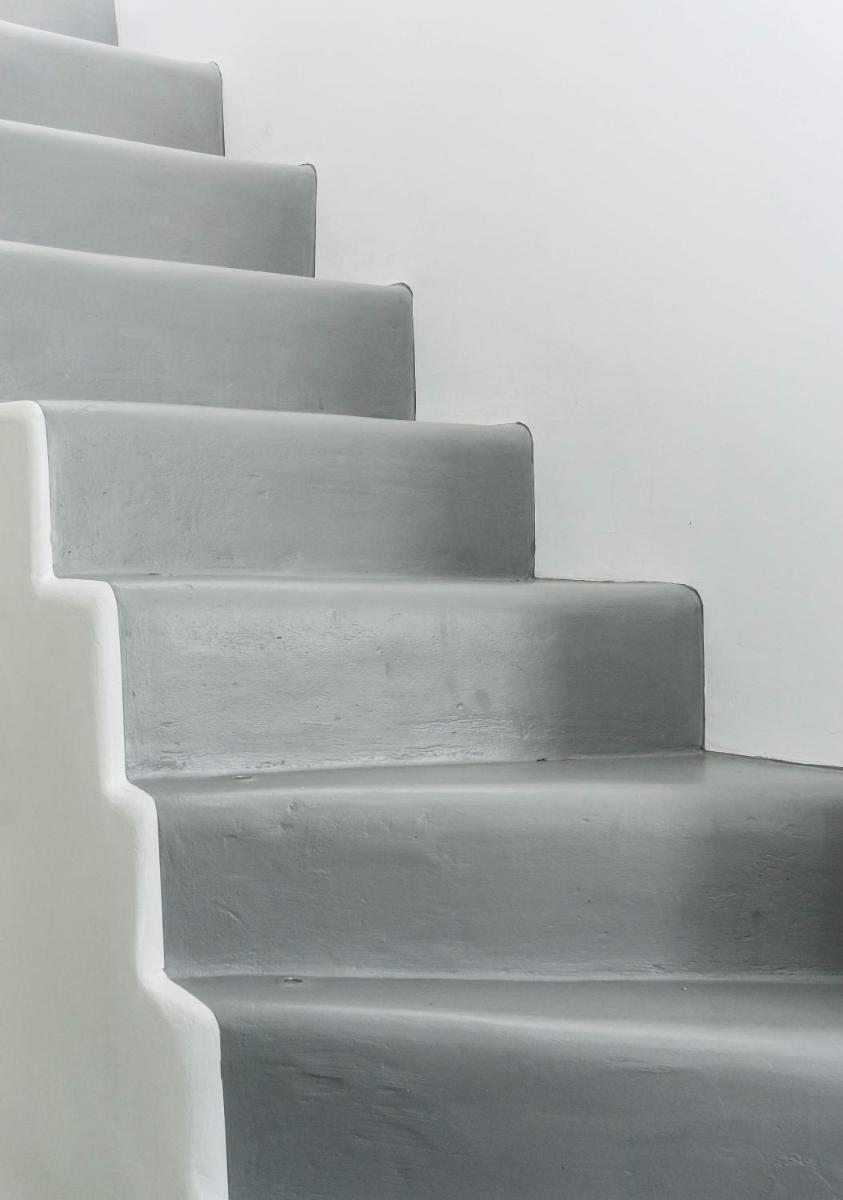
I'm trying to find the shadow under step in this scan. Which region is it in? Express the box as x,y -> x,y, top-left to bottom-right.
0,242 -> 415,416
43,402 -> 534,580
0,119 -> 315,273
180,974 -> 843,1200
0,19 -> 222,151
150,751 -> 843,979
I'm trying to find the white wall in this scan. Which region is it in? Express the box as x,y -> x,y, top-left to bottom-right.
118,0 -> 843,768
0,404 -> 228,1200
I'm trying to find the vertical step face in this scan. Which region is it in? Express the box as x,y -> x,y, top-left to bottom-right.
114,578 -> 704,778
0,0 -> 116,43
184,977 -> 843,1200
151,753 -> 843,980
0,120 -> 316,272
0,242 -> 415,416
42,403 -> 534,579
0,20 -> 223,151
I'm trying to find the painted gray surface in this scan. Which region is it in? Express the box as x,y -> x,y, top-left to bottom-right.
0,20 -> 222,151
114,578 -> 703,777
0,120 -> 315,273
184,974 -> 843,1200
0,0 -> 116,43
42,402 -> 533,579
152,752 -> 843,979
0,241 -> 415,417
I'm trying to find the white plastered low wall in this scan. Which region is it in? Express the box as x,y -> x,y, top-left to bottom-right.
0,402 -> 228,1200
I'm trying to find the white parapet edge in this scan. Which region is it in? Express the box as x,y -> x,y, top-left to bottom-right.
0,401 -> 228,1199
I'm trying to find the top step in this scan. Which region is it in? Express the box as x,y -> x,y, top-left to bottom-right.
0,20 -> 222,152
0,0 -> 116,43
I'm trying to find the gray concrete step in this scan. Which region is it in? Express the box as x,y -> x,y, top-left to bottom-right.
181,974 -> 843,1200
0,241 -> 415,416
0,120 -> 315,272
41,402 -> 534,580
150,752 -> 843,979
112,576 -> 703,777
0,19 -> 221,150
0,0 -> 116,43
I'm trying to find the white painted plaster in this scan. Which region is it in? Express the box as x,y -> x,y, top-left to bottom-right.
0,402 -> 228,1199
116,0 -> 843,767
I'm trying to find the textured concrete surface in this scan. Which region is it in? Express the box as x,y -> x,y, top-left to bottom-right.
0,19 -> 222,150
0,241 -> 415,416
4,0 -> 843,1195
43,402 -> 533,579
152,752 -> 843,979
0,0 -> 116,43
114,577 -> 703,777
0,119 -> 315,272
185,974 -> 843,1200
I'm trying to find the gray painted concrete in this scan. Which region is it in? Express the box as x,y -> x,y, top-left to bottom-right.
43,402 -> 534,579
0,20 -> 222,150
0,120 -> 315,272
0,241 -> 415,416
152,752 -> 843,978
5,3 -> 843,1195
0,0 -> 116,43
184,974 -> 843,1200
114,577 -> 703,777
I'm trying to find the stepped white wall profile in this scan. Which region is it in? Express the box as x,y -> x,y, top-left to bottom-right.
0,403 -> 227,1200
117,0 -> 843,768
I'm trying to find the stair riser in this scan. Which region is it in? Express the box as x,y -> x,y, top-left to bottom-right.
158,776 -> 843,977
115,580 -> 703,777
43,403 -> 533,579
201,992 -> 843,1200
0,242 -> 415,417
0,21 -> 222,151
0,0 -> 116,43
0,120 -> 315,273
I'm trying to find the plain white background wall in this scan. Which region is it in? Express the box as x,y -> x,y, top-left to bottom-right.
118,0 -> 843,767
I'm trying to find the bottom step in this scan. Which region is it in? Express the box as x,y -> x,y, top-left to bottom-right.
183,975 -> 843,1200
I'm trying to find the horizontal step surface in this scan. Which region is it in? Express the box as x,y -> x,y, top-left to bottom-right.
182,975 -> 843,1200
0,120 -> 315,272
0,242 -> 415,416
114,577 -> 703,777
0,0 -> 116,42
152,752 -> 843,978
42,402 -> 533,579
0,20 -> 222,151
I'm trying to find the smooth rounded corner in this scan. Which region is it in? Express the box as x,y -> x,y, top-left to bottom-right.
514,419 -> 535,460
392,280 -> 415,306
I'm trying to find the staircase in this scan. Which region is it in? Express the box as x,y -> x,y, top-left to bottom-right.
2,2 -> 843,1197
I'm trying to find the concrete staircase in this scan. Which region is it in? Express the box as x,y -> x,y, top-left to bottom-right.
2,2 -> 843,1197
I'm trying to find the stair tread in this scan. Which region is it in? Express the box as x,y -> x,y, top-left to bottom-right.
0,18 -> 222,152
0,118 -> 315,272
144,746 -> 841,795
180,973 -> 843,1037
